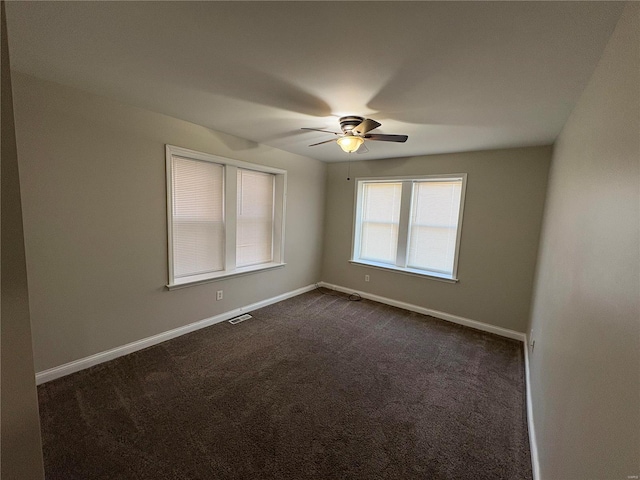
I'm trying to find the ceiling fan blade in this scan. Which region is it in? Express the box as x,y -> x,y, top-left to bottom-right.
353,118 -> 381,135
308,139 -> 336,147
365,134 -> 408,143
301,127 -> 340,135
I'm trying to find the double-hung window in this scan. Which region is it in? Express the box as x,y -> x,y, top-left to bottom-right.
166,145 -> 286,289
351,175 -> 466,281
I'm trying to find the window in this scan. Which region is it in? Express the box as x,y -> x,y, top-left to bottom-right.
166,145 -> 286,289
236,169 -> 275,268
351,175 -> 466,281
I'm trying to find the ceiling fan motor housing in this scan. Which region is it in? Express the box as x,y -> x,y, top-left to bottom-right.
339,116 -> 365,134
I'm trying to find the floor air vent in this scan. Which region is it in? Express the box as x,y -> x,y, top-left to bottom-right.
228,314 -> 252,325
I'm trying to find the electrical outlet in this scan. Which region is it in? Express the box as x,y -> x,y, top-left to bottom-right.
365,275 -> 370,282
216,290 -> 223,301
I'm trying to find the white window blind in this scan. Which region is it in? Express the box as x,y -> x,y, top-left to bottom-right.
407,181 -> 462,275
236,169 -> 274,267
166,145 -> 287,289
360,182 -> 402,264
352,175 -> 466,281
171,157 -> 224,278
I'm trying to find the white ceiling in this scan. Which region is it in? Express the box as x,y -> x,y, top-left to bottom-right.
6,1 -> 624,162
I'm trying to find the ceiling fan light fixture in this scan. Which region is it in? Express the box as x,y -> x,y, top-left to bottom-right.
337,135 -> 364,153
303,116 -> 407,153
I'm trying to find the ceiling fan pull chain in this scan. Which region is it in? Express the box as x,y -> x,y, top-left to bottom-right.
347,157 -> 351,181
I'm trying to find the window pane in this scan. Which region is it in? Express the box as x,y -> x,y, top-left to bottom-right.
237,169 -> 274,267
359,183 -> 402,264
407,181 -> 462,274
173,222 -> 225,276
172,157 -> 224,277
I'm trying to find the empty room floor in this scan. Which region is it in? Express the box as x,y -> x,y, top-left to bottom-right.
37,290 -> 532,480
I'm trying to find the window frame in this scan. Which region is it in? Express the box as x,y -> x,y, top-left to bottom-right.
350,174 -> 467,283
166,145 -> 286,290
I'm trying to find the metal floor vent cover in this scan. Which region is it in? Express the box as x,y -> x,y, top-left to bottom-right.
228,314 -> 252,325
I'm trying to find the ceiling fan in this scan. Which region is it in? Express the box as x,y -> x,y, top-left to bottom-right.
302,116 -> 408,153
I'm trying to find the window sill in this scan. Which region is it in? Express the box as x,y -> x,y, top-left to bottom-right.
349,260 -> 458,283
167,262 -> 286,290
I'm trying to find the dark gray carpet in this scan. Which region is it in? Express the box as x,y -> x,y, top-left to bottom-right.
38,289 -> 532,480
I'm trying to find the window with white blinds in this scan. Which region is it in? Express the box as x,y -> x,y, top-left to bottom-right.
166,145 -> 286,289
407,181 -> 462,274
359,182 -> 402,264
236,169 -> 274,267
352,175 -> 466,281
171,157 -> 225,278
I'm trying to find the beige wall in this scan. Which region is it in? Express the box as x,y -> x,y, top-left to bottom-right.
0,3 -> 45,478
11,72 -> 326,373
321,146 -> 551,333
528,4 -> 639,479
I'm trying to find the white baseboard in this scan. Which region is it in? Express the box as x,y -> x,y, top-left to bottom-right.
318,282 -> 526,342
35,283 -> 317,385
524,335 -> 540,480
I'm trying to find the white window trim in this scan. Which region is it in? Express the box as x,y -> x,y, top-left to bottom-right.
165,145 -> 287,290
350,174 -> 467,283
